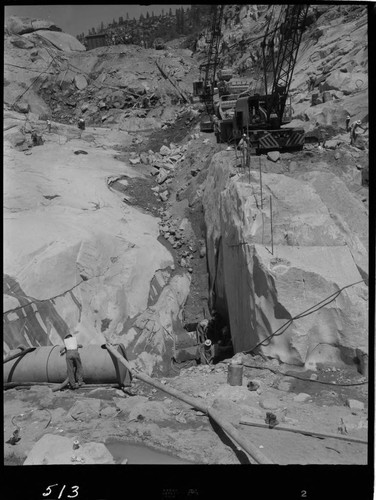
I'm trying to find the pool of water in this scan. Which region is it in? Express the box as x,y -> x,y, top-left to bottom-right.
105,440 -> 194,465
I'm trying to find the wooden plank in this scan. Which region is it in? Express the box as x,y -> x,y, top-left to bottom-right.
240,417 -> 367,445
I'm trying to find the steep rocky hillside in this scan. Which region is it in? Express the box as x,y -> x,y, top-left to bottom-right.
3,8 -> 368,374
3,8 -> 369,471
196,4 -> 367,134
4,18 -> 199,129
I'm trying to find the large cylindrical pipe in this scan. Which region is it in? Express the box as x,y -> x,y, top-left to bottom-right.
3,344 -> 130,385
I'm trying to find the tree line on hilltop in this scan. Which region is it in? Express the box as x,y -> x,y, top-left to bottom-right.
76,5 -> 213,49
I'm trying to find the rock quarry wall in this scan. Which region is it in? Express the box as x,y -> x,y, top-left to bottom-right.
3,131 -> 190,376
203,153 -> 368,369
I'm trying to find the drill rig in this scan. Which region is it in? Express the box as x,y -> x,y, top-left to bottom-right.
219,4 -> 309,152
193,5 -> 224,131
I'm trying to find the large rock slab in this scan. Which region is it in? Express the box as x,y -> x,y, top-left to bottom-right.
6,16 -> 62,35
9,35 -> 35,49
24,434 -> 114,465
324,69 -> 367,94
74,74 -> 88,90
68,399 -> 101,422
124,274 -> 191,375
296,171 -> 368,277
128,401 -> 171,422
3,138 -> 174,369
24,30 -> 85,52
114,395 -> 148,413
203,153 -> 368,368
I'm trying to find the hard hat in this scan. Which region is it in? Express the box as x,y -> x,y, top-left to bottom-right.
204,339 -> 212,347
356,120 -> 361,125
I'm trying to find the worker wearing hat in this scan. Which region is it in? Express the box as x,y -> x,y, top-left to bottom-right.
350,119 -> 366,146
60,332 -> 84,389
238,133 -> 249,168
199,338 -> 215,365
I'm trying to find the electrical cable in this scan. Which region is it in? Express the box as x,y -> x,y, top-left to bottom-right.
246,279 -> 365,352
242,363 -> 368,387
12,55 -> 57,108
5,62 -> 55,74
11,408 -> 52,430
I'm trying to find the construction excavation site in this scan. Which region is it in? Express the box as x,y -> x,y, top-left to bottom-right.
3,4 -> 370,489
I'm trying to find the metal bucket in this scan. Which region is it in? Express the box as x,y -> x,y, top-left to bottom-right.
227,363 -> 243,386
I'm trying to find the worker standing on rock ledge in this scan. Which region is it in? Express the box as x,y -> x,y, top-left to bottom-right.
350,119 -> 367,146
212,115 -> 220,143
78,117 -> 85,131
346,114 -> 351,132
316,123 -> 327,148
307,74 -> 316,91
60,333 -> 84,390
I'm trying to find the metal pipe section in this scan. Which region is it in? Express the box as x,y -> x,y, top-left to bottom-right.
3,344 -> 130,386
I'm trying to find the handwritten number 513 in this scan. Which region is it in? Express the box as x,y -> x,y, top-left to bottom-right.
42,484 -> 79,498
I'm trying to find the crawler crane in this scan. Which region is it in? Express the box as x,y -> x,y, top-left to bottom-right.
219,4 -> 309,152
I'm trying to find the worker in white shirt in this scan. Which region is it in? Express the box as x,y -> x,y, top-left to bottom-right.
60,333 -> 84,389
350,119 -> 367,146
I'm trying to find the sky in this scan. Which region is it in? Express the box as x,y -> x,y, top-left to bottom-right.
4,4 -> 188,37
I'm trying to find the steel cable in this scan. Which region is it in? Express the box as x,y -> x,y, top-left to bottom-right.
241,362 -> 368,387
11,55 -> 56,108
246,279 -> 366,352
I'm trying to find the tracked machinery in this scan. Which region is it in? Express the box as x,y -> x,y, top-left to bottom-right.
219,5 -> 309,153
193,5 -> 224,132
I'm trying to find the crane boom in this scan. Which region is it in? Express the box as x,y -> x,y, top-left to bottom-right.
217,5 -> 309,152
198,4 -> 224,115
264,5 -> 309,122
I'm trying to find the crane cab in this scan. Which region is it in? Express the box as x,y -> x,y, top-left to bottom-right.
193,80 -> 204,97
233,95 -> 268,133
228,95 -> 304,153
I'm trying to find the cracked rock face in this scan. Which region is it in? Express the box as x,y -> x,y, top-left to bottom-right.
203,153 -> 368,368
23,434 -> 115,465
3,137 -> 185,374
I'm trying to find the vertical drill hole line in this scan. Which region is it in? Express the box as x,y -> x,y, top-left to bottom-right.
270,195 -> 274,255
259,156 -> 263,209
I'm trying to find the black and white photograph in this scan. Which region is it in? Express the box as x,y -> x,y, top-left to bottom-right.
3,2 -> 373,498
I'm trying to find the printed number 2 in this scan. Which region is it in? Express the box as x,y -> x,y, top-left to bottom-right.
301,491 -> 307,498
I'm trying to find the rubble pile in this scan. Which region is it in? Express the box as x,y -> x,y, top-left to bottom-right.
4,17 -> 199,129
